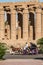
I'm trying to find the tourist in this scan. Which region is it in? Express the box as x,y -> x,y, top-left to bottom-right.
24,42 -> 29,50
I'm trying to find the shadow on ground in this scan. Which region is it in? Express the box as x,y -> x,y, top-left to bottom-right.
34,58 -> 43,60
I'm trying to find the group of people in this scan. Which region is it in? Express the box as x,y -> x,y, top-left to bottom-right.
10,42 -> 38,55
23,42 -> 38,54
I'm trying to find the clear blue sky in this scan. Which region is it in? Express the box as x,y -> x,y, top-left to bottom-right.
0,0 -> 42,2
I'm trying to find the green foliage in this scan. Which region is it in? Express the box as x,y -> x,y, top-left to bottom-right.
37,38 -> 43,53
0,43 -> 7,59
37,38 -> 43,45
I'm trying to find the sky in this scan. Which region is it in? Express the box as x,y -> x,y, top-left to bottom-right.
0,0 -> 43,2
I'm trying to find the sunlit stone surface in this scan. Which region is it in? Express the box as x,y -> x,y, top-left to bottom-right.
0,0 -> 43,47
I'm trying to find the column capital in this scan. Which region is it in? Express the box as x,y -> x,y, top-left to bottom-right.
11,9 -> 16,14
23,8 -> 29,14
10,6 -> 16,14
36,8 -> 42,13
0,7 -> 4,15
10,5 -> 16,10
0,6 -> 4,10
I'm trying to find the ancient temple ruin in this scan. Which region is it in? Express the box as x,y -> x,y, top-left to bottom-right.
0,0 -> 43,47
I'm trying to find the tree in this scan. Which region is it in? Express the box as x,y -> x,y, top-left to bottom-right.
37,38 -> 43,54
0,42 -> 7,59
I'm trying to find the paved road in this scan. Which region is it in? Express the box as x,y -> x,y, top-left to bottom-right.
4,54 -> 43,59
0,59 -> 43,65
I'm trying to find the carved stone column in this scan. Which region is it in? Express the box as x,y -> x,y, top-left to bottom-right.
0,7 -> 5,39
41,10 -> 43,37
7,25 -> 10,39
11,7 -> 16,40
23,8 -> 29,40
35,8 -> 41,40
30,26 -> 33,41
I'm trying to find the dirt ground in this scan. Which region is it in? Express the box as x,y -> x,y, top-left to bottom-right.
0,59 -> 43,65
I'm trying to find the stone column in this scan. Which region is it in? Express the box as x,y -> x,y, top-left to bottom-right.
0,7 -> 5,39
7,25 -> 10,39
23,8 -> 29,40
11,7 -> 16,40
35,8 -> 41,40
41,10 -> 43,37
30,26 -> 33,41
